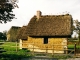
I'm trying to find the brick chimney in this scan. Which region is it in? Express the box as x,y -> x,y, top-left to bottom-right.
36,10 -> 42,19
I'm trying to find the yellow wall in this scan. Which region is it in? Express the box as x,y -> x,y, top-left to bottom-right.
7,34 -> 10,41
20,36 -> 67,53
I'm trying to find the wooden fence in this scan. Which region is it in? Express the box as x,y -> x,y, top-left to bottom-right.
0,42 -> 18,52
19,42 -> 76,56
74,43 -> 80,57
0,42 -> 80,57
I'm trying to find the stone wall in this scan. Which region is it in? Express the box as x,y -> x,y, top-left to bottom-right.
19,37 -> 67,53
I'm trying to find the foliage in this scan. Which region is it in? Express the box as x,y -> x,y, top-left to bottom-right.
2,30 -> 7,40
73,20 -> 80,39
0,32 -> 7,40
0,0 -> 18,23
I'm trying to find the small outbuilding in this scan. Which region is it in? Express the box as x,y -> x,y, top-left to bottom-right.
7,26 -> 21,41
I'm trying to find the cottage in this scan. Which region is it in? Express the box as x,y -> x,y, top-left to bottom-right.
7,26 -> 21,41
20,11 -> 73,53
16,26 -> 28,49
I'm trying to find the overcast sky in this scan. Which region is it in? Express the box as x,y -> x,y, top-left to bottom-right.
0,0 -> 80,32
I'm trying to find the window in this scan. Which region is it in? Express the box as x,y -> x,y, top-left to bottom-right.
44,37 -> 48,44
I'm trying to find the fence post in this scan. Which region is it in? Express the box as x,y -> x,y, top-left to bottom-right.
46,45 -> 48,55
16,41 -> 18,52
74,43 -> 76,56
64,46 -> 67,54
33,43 -> 34,56
52,45 -> 54,55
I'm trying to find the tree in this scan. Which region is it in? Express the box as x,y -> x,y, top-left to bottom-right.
0,32 -> 3,39
3,30 -> 7,40
0,32 -> 7,40
0,0 -> 18,23
73,20 -> 80,43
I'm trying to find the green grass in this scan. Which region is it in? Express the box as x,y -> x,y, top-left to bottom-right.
68,44 -> 80,49
68,45 -> 74,49
0,41 -> 32,60
2,42 -> 17,51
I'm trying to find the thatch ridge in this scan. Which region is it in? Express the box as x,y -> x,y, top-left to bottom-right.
7,26 -> 21,34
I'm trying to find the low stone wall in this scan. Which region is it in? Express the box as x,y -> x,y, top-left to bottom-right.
19,37 -> 68,54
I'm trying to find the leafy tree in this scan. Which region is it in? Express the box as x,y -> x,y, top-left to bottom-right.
0,32 -> 6,40
3,30 -> 7,36
0,32 -> 3,39
0,0 -> 18,23
3,30 -> 7,40
73,20 -> 80,43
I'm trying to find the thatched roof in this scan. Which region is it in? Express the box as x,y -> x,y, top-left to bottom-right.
7,26 -> 21,41
26,11 -> 73,37
16,26 -> 27,40
7,26 -> 21,34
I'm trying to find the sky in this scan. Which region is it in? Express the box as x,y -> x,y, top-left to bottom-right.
0,0 -> 80,33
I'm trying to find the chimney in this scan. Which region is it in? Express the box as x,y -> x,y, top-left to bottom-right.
36,10 -> 42,19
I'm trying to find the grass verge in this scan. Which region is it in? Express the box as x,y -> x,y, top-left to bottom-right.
0,42 -> 32,60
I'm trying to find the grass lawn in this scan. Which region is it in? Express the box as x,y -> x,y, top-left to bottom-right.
0,42 -> 32,60
68,45 -> 74,49
68,44 -> 80,49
